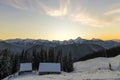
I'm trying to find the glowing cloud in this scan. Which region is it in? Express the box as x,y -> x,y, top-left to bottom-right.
0,0 -> 120,27
0,0 -> 70,16
104,9 -> 120,15
37,0 -> 69,16
0,0 -> 30,10
70,12 -> 120,27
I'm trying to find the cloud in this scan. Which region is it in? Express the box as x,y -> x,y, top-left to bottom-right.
68,4 -> 120,27
0,0 -> 120,27
70,13 -> 114,27
37,0 -> 69,16
0,0 -> 70,17
104,9 -> 120,15
0,0 -> 30,10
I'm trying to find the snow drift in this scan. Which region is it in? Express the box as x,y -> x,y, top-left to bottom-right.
4,55 -> 120,80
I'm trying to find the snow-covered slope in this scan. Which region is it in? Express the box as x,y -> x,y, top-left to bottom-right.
74,55 -> 120,72
0,41 -> 22,53
4,55 -> 120,80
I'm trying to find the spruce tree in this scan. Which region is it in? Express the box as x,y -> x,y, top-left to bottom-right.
0,49 -> 12,79
48,48 -> 55,62
32,49 -> 37,70
40,48 -> 44,62
68,52 -> 74,72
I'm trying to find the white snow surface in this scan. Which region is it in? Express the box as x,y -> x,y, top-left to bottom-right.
4,55 -> 120,80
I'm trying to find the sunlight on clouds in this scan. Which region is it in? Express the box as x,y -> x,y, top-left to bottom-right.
39,0 -> 70,16
0,0 -> 29,10
0,0 -> 120,27
37,0 -> 68,16
0,0 -> 70,16
70,12 -> 120,27
103,9 -> 120,25
104,9 -> 120,15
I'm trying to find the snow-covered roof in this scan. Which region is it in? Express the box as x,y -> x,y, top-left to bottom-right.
39,63 -> 61,72
20,63 -> 32,72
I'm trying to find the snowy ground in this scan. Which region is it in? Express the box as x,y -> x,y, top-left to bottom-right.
4,55 -> 120,80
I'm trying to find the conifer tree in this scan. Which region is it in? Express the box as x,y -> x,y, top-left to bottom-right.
48,48 -> 55,62
56,49 -> 62,62
40,48 -> 44,62
61,51 -> 74,72
32,49 -> 38,70
0,49 -> 12,79
67,52 -> 74,72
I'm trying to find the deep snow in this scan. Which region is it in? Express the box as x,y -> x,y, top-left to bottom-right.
4,55 -> 120,80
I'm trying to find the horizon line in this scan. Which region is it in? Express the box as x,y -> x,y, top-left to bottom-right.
0,37 -> 120,41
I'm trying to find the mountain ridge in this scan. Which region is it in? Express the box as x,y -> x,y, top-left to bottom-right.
0,37 -> 120,60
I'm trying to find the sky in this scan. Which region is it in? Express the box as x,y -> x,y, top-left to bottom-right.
0,0 -> 120,41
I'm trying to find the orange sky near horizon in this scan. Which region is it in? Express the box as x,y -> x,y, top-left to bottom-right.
0,0 -> 120,41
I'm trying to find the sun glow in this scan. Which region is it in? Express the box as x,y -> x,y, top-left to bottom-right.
0,0 -> 120,40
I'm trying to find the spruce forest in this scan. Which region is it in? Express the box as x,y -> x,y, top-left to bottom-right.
0,48 -> 74,79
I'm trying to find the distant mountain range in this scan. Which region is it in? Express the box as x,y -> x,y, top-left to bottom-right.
112,39 -> 120,42
0,37 -> 120,60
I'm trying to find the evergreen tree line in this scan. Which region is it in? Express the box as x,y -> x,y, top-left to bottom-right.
0,50 -> 19,79
25,48 -> 74,72
78,46 -> 120,61
0,48 -> 74,79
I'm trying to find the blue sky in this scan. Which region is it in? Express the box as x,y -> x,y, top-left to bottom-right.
0,0 -> 120,40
